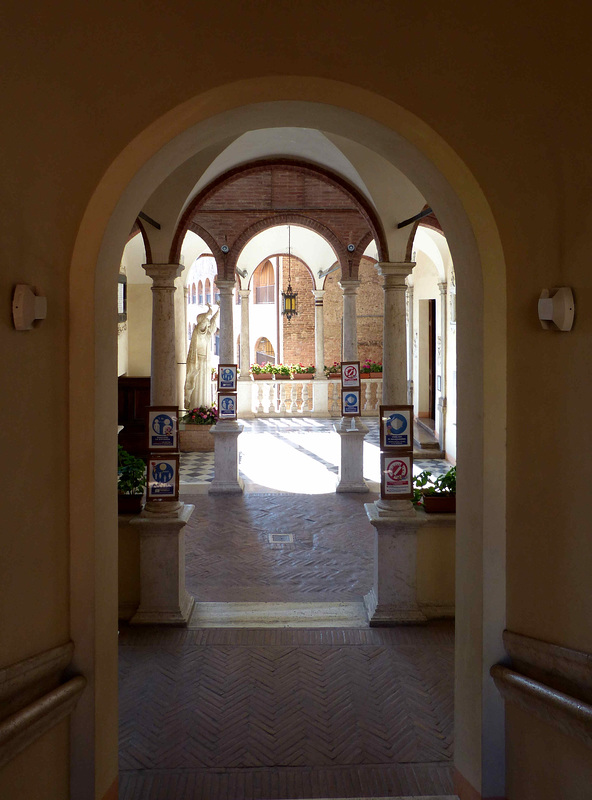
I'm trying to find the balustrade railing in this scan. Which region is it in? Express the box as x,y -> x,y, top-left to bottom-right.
249,378 -> 382,417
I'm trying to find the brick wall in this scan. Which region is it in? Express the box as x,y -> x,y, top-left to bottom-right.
282,256 -> 384,369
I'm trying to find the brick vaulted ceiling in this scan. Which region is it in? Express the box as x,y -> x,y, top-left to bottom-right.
170,159 -> 387,280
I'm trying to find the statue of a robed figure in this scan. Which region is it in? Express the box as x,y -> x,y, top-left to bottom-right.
184,304 -> 219,410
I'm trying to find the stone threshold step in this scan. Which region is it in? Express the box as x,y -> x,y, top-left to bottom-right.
189,600 -> 369,628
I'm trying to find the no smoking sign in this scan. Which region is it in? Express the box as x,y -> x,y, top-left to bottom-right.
381,453 -> 413,499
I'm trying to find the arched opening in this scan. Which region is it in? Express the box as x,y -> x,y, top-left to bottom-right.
254,335 -> 275,365
253,259 -> 275,303
70,79 -> 506,799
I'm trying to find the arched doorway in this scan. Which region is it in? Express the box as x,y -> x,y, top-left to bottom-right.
69,78 -> 506,798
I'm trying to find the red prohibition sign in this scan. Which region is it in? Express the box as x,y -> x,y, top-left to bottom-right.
344,365 -> 357,379
387,459 -> 408,481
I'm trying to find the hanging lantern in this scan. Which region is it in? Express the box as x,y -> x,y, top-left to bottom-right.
281,225 -> 298,322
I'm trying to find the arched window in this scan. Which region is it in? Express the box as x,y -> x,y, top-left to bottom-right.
213,278 -> 220,304
255,336 -> 275,365
253,260 -> 275,303
198,280 -> 203,305
191,283 -> 196,304
205,278 -> 211,305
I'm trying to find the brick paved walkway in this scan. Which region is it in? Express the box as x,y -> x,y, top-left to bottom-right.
119,624 -> 454,799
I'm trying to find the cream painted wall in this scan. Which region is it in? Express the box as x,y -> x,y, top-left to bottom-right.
127,284 -> 152,376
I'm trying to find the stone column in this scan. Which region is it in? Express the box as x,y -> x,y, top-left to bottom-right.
175,278 -> 188,409
237,288 -> 253,417
312,289 -> 328,416
335,278 -> 367,492
210,277 -> 243,494
133,263 -> 194,626
144,263 -> 183,405
377,262 -> 415,405
366,262 -> 420,625
339,279 -> 361,361
437,280 -> 448,452
406,280 -> 414,406
216,279 -> 235,363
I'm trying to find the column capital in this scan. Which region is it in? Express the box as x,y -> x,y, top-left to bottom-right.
238,288 -> 251,299
376,262 -> 415,283
215,278 -> 235,296
143,263 -> 183,287
438,280 -> 448,295
312,289 -> 326,301
338,279 -> 361,295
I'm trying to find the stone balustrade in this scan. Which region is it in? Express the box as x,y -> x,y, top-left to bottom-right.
249,377 -> 383,417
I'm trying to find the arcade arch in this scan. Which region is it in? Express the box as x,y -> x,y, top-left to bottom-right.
70,79 -> 506,798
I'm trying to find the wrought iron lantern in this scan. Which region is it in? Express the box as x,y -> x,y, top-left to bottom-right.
281,226 -> 298,322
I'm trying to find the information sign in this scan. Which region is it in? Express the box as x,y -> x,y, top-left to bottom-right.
380,453 -> 413,500
341,361 -> 360,388
342,388 -> 361,416
147,454 -> 179,500
147,406 -> 178,451
218,392 -> 237,420
218,363 -> 238,391
379,405 -> 413,450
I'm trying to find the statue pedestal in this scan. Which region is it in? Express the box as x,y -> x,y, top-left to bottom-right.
209,420 -> 244,494
334,417 -> 369,493
129,502 -> 195,626
364,499 -> 427,625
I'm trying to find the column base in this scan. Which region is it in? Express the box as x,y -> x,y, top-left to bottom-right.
364,587 -> 427,626
334,417 -> 369,493
130,503 -> 195,627
209,420 -> 244,495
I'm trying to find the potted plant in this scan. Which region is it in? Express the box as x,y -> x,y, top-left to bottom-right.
118,445 -> 147,514
273,363 -> 292,380
179,404 -> 218,451
365,359 -> 383,378
291,363 -> 316,379
412,465 -> 456,513
250,362 -> 272,380
324,362 -> 341,379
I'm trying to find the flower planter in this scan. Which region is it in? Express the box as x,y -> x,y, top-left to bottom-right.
369,372 -> 382,378
328,373 -> 341,380
251,373 -> 268,380
118,493 -> 144,515
179,425 -> 215,452
274,374 -> 291,380
292,373 -> 314,379
423,495 -> 456,514
360,372 -> 371,379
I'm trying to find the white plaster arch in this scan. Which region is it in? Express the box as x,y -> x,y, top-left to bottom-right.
69,76 -> 507,798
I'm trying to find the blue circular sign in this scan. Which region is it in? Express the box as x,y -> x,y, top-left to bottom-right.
152,462 -> 174,484
387,413 -> 408,434
152,413 -> 173,435
221,367 -> 233,381
345,393 -> 357,406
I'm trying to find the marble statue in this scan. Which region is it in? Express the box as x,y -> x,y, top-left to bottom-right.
184,303 -> 219,410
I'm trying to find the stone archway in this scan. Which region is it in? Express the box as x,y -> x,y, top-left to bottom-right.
69,77 -> 506,798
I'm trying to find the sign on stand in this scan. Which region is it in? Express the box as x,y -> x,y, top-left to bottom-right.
147,453 -> 180,501
341,389 -> 361,416
218,392 -> 237,420
147,406 -> 178,451
379,405 -> 413,450
341,361 -> 360,389
218,364 -> 238,391
380,453 -> 413,500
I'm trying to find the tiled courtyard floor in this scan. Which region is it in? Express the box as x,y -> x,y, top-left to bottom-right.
119,419 -> 454,799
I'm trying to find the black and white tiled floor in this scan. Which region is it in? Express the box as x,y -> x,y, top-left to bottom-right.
179,417 -> 450,489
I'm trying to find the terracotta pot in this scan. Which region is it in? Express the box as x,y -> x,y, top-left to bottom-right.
179,425 -> 215,452
423,494 -> 456,514
293,373 -> 314,379
369,373 -> 382,378
118,493 -> 144,515
360,372 -> 371,379
251,373 -> 269,380
274,374 -> 290,380
328,373 -> 341,379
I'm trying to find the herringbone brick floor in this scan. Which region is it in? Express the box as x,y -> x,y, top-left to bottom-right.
183,492 -> 375,603
119,624 -> 454,799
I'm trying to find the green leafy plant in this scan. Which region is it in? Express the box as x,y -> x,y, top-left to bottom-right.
362,358 -> 382,373
291,363 -> 316,374
180,405 -> 218,425
412,466 -> 456,505
117,445 -> 147,496
273,363 -> 292,376
251,362 -> 275,375
323,361 -> 341,376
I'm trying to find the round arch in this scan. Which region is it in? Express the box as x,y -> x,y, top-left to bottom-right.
69,76 -> 507,798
